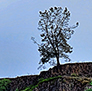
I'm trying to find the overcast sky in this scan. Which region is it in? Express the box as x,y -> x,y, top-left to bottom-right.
0,0 -> 92,78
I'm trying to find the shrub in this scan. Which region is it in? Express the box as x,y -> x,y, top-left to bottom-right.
0,78 -> 11,91
71,73 -> 78,77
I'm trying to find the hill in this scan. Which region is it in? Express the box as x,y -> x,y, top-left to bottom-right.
1,62 -> 92,91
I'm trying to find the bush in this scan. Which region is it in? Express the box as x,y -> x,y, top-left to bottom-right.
0,78 -> 11,91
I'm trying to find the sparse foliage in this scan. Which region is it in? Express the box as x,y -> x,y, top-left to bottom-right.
0,78 -> 11,91
31,6 -> 79,69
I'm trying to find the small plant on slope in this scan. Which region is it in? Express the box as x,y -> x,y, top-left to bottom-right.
21,76 -> 62,91
85,88 -> 92,91
0,78 -> 11,91
84,81 -> 92,91
71,73 -> 78,77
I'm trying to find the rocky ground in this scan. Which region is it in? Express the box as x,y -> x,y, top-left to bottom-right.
1,62 -> 92,91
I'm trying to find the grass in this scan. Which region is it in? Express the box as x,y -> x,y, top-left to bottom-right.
21,75 -> 62,91
71,73 -> 78,77
15,88 -> 19,91
84,81 -> 92,91
0,78 -> 11,91
26,76 -> 92,91
15,76 -> 92,91
85,88 -> 92,91
1,75 -> 91,91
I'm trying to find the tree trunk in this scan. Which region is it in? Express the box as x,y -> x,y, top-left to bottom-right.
56,55 -> 61,73
56,55 -> 60,67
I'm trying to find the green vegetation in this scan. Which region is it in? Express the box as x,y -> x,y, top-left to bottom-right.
1,75 -> 91,91
0,78 -> 11,91
15,88 -> 19,91
89,82 -> 92,85
31,6 -> 79,69
85,89 -> 92,91
21,75 -> 62,91
84,81 -> 92,91
13,75 -> 92,91
38,78 -> 44,82
71,73 -> 78,77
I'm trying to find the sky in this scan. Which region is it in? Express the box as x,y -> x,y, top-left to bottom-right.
0,0 -> 92,78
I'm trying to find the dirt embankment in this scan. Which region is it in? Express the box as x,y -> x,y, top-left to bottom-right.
1,62 -> 92,91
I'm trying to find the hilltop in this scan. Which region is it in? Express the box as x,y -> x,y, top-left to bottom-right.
1,62 -> 92,91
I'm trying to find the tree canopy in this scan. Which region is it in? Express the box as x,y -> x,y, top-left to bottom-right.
31,6 -> 79,69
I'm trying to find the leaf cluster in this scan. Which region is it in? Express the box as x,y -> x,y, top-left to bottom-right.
0,78 -> 11,91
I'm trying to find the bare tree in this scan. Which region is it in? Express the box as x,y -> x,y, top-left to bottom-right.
31,6 -> 79,69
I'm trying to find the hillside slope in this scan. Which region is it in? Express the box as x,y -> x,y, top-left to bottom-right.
1,62 -> 92,91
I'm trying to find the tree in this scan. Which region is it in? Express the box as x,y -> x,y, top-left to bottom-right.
31,6 -> 79,69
